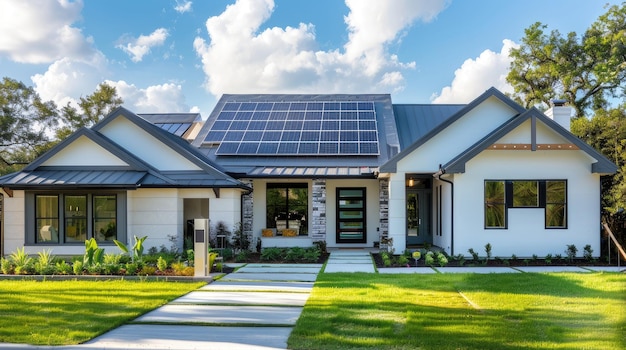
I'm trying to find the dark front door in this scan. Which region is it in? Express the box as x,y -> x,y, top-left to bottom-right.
406,190 -> 431,245
336,188 -> 366,243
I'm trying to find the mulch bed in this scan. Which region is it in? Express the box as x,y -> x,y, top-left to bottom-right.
372,252 -> 615,269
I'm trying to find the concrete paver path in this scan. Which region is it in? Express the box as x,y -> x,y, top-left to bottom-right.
82,264 -> 322,350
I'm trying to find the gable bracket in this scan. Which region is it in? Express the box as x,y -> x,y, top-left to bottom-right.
2,187 -> 13,198
213,188 -> 220,198
531,115 -> 537,151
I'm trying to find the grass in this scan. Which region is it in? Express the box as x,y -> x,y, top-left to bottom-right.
0,279 -> 205,345
289,272 -> 626,350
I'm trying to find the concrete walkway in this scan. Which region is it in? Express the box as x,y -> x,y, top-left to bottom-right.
80,263 -> 322,350
324,249 -> 376,273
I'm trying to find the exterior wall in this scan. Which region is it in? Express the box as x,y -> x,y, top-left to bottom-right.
396,97 -> 518,173
452,150 -> 601,258
99,117 -> 201,171
2,189 -> 26,256
387,173 -> 407,251
41,136 -> 128,167
378,178 -> 389,244
250,178 -> 379,248
2,187 -> 241,257
325,179 -> 380,248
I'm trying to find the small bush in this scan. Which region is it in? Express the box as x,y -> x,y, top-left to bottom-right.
157,256 -> 168,272
1,258 -> 14,274
545,254 -> 553,265
55,260 -> 72,275
397,255 -> 409,265
139,266 -> 156,275
285,247 -> 306,262
235,250 -> 249,262
436,252 -> 449,267
425,251 -> 435,266
261,247 -> 284,261
468,248 -> 480,264
171,261 -> 187,275
303,248 -> 321,263
565,244 -> 578,262
583,244 -> 594,262
72,260 -> 84,275
454,254 -> 465,267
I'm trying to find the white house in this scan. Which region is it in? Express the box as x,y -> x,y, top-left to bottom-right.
0,88 -> 617,257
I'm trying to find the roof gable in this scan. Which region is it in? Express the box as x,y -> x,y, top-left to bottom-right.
380,87 -> 526,173
441,108 -> 618,174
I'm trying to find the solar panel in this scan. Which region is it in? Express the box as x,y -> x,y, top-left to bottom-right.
207,101 -> 380,155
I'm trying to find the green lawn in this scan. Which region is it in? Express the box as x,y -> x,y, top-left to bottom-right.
289,272 -> 626,350
0,279 -> 204,345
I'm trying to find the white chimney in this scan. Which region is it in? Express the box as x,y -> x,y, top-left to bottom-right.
544,99 -> 572,131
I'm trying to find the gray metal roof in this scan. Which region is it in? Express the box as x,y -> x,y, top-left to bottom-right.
0,107 -> 249,190
138,113 -> 201,124
393,104 -> 465,149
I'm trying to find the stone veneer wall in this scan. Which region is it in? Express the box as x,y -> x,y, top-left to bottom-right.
378,179 -> 389,242
310,179 -> 326,241
241,180 -> 254,245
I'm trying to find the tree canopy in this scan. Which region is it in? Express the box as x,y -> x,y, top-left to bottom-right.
0,78 -> 122,175
507,3 -> 626,117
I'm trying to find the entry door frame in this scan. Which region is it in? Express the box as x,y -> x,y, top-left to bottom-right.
405,175 -> 433,246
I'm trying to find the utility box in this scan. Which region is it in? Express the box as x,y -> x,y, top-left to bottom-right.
193,219 -> 209,277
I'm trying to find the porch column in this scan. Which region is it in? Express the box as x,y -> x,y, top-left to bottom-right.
310,179 -> 326,241
241,180 -> 254,248
378,178 -> 389,244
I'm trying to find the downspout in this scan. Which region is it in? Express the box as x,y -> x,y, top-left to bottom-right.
435,166 -> 454,256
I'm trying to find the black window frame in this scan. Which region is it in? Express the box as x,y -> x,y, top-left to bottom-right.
25,191 -> 126,245
484,180 -> 567,229
266,183 -> 308,236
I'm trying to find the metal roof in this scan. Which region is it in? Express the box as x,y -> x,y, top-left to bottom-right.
392,104 -> 465,149
246,166 -> 378,178
138,113 -> 201,124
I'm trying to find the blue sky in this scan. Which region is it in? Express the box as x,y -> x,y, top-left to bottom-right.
0,0 -> 619,116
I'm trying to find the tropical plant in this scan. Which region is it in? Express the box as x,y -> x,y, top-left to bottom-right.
10,247 -> 34,275
72,260 -> 84,275
83,238 -> 104,268
55,260 -> 72,275
114,235 -> 147,262
436,252 -> 449,267
157,256 -> 168,272
34,249 -> 56,275
1,257 -> 13,274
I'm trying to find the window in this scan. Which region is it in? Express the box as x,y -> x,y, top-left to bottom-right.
27,192 -> 125,245
336,188 -> 366,243
485,181 -> 506,228
545,181 -> 567,228
36,195 -> 59,243
266,183 -> 308,235
484,180 -> 567,229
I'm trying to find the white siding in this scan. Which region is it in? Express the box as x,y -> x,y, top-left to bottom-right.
42,136 -> 128,167
452,150 -> 601,258
99,117 -> 201,171
396,96 -> 518,173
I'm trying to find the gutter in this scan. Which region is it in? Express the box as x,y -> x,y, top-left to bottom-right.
434,165 -> 454,256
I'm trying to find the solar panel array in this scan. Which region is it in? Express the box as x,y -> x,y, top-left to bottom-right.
156,123 -> 192,137
204,101 -> 380,155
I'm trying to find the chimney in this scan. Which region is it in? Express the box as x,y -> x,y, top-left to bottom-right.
544,99 -> 571,131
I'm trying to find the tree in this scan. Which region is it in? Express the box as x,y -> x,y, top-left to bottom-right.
0,77 -> 59,174
56,83 -> 123,140
507,3 -> 626,117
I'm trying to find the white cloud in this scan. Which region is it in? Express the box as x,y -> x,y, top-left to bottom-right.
174,0 -> 192,13
194,0 -> 449,96
105,80 -> 189,113
431,39 -> 518,103
117,28 -> 169,63
0,0 -> 98,64
31,53 -> 109,108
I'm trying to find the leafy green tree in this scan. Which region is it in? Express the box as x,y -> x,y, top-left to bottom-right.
507,3 -> 626,117
0,77 -> 59,174
56,82 -> 123,140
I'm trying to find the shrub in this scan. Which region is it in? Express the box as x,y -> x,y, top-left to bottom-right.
313,240 -> 327,253
72,260 -> 84,275
484,243 -> 492,260
11,247 -> 34,275
171,261 -> 187,275
468,248 -> 480,264
303,248 -> 320,262
55,260 -> 72,275
454,254 -> 465,267
565,244 -> 578,262
124,263 -> 138,275
425,251 -> 435,266
1,257 -> 14,274
436,252 -> 449,267
285,247 -> 305,262
103,253 -> 122,265
157,256 -> 168,272
261,247 -> 283,261
235,250 -> 249,262
35,249 -> 56,275
114,235 -> 147,263
103,263 -> 121,275
139,266 -> 156,275
583,244 -> 594,262
545,254 -> 553,265
397,255 -> 409,265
